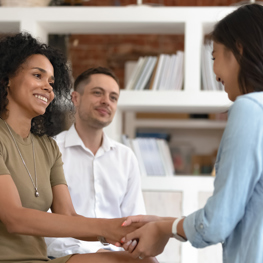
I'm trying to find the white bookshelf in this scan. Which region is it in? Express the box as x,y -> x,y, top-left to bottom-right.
118,90 -> 231,112
129,119 -> 226,129
124,111 -> 226,137
0,6 -> 234,263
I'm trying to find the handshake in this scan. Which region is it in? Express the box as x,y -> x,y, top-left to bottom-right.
99,215 -> 186,260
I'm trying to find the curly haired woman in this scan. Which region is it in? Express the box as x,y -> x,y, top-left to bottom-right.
0,32 -> 157,263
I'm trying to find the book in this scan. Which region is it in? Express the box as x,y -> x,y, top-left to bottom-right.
134,56 -> 157,90
158,55 -> 171,90
124,61 -> 137,88
147,138 -> 166,176
175,51 -> 184,90
143,74 -> 152,90
151,54 -> 166,91
201,45 -> 209,90
148,55 -> 160,90
130,138 -> 147,176
126,135 -> 176,177
137,138 -> 155,176
166,54 -> 177,90
125,57 -> 146,90
156,139 -> 175,176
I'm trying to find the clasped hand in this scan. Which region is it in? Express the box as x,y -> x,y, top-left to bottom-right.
101,217 -> 145,245
115,215 -> 174,259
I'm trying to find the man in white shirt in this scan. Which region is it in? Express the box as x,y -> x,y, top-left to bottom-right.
45,67 -> 145,257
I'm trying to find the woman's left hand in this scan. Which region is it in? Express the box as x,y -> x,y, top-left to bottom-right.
121,220 -> 174,259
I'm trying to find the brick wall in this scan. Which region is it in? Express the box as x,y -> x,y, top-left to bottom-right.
68,34 -> 184,88
68,0 -> 241,87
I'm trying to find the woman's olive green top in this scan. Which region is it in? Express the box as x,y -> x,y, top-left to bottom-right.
0,119 -> 72,263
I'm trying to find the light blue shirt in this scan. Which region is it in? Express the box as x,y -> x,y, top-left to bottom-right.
184,92 -> 263,263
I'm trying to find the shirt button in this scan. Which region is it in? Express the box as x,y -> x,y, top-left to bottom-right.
200,224 -> 204,229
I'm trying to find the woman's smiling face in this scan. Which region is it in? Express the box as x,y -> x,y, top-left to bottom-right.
7,54 -> 55,118
212,42 -> 242,101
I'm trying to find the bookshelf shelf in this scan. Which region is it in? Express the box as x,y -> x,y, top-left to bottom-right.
141,175 -> 214,195
119,90 -> 231,113
131,119 -> 227,129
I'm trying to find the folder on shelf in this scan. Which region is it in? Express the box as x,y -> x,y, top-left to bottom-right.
148,55 -> 160,90
140,138 -> 166,176
137,138 -> 155,176
175,51 -> 184,91
201,45 -> 209,91
130,138 -> 147,176
151,54 -> 166,91
166,54 -> 177,90
134,56 -> 157,90
125,57 -> 146,90
156,139 -> 175,176
125,51 -> 184,91
158,55 -> 171,90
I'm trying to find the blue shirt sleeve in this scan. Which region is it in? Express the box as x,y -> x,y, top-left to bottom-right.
184,95 -> 263,248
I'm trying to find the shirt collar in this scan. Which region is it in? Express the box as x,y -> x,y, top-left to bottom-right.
101,131 -> 116,152
64,124 -> 116,153
64,124 -> 85,148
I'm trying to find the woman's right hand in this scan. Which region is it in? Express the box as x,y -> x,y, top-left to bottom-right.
101,217 -> 145,245
121,220 -> 174,259
109,215 -> 161,247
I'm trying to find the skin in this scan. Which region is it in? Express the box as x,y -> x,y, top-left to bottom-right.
0,54 -> 158,263
71,73 -> 119,155
6,54 -> 55,138
212,41 -> 241,102
117,215 -> 186,259
120,42 -> 242,259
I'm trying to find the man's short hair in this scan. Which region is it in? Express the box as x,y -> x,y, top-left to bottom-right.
74,66 -> 120,94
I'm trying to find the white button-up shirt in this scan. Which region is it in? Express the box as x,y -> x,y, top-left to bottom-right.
45,124 -> 145,257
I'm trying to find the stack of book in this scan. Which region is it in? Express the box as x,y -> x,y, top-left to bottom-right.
201,42 -> 224,91
125,51 -> 184,91
122,135 -> 175,177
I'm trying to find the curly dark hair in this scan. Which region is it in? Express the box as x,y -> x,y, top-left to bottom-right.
0,32 -> 72,136
211,4 -> 263,94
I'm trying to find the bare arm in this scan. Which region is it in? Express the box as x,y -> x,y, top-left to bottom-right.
50,183 -> 97,241
0,175 -> 139,243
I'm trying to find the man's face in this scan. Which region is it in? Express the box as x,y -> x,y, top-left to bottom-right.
73,73 -> 119,129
